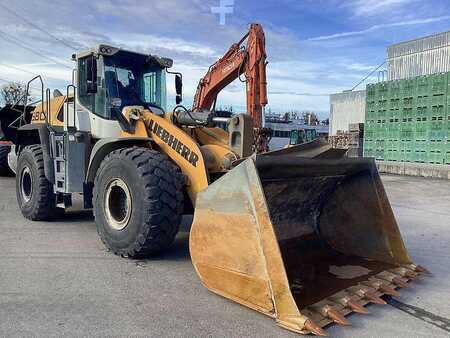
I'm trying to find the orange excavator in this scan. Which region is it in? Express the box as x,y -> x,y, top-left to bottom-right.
192,23 -> 272,152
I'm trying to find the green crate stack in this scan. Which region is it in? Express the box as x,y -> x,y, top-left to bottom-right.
364,72 -> 450,165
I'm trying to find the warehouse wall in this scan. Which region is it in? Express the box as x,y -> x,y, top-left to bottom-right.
388,31 -> 450,80
329,90 -> 366,136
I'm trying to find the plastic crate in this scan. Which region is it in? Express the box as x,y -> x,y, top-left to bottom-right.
389,97 -> 401,109
447,115 -> 450,139
401,107 -> 414,119
416,95 -> 430,108
416,105 -> 430,119
389,81 -> 401,98
386,121 -> 400,140
400,120 -> 414,140
366,100 -> 377,112
363,147 -> 375,158
402,96 -> 414,108
401,78 -> 416,98
429,117 -> 446,141
375,149 -> 385,161
431,73 -> 448,95
367,84 -> 376,100
430,104 -> 446,118
378,83 -> 389,99
431,94 -> 446,107
416,76 -> 431,96
413,150 -> 428,163
414,121 -> 428,141
401,149 -> 415,162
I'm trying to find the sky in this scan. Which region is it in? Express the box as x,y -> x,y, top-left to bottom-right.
1,0 -> 450,118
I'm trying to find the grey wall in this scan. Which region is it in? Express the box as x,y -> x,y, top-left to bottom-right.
329,90 -> 366,136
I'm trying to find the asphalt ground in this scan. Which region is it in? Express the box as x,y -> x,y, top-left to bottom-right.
0,174 -> 449,337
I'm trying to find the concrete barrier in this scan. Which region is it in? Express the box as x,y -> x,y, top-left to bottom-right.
377,161 -> 450,180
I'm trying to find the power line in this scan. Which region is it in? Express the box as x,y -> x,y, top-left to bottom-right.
0,3 -> 82,50
0,62 -> 38,76
0,29 -> 73,69
0,62 -> 66,82
351,61 -> 386,91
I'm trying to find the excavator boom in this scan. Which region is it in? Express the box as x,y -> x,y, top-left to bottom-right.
192,23 -> 268,130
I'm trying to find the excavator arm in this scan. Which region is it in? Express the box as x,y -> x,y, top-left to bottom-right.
192,23 -> 268,131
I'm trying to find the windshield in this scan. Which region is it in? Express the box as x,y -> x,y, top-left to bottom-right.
103,51 -> 167,113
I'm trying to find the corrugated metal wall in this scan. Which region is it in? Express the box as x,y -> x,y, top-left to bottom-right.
329,90 -> 366,136
388,31 -> 450,80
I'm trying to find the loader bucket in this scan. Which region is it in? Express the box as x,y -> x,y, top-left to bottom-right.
190,153 -> 426,335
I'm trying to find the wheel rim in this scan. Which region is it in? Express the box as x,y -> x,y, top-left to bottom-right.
20,166 -> 33,203
104,178 -> 132,231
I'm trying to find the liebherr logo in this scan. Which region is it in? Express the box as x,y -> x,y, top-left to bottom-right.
148,119 -> 199,167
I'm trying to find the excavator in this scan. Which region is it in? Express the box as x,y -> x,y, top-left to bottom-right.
11,23 -> 427,335
192,23 -> 272,152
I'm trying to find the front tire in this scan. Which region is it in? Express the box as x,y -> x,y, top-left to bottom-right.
16,145 -> 59,220
93,147 -> 184,257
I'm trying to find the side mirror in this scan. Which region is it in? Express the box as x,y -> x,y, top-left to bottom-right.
86,55 -> 97,94
175,74 -> 182,104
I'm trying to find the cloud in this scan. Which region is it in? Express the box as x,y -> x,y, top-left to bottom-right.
308,15 -> 450,41
344,0 -> 419,17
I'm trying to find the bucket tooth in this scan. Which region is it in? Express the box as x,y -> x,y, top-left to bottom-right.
410,264 -> 431,275
402,269 -> 418,279
393,267 -> 418,279
392,276 -> 410,288
324,307 -> 350,326
304,319 -> 328,336
346,299 -> 369,314
377,272 -> 410,288
379,284 -> 401,297
367,278 -> 401,297
364,292 -> 387,305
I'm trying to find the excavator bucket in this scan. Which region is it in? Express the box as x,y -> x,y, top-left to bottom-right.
190,141 -> 426,335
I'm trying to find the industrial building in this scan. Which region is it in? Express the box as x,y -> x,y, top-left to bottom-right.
329,30 -> 450,178
330,30 -> 450,135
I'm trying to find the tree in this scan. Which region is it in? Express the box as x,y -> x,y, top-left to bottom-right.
0,82 -> 29,105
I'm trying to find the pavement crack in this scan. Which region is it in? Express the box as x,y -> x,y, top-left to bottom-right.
387,298 -> 450,333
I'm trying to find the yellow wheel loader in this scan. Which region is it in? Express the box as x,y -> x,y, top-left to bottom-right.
13,41 -> 427,336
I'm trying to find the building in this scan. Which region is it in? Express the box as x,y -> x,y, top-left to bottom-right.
329,30 -> 450,136
329,90 -> 366,136
388,31 -> 450,80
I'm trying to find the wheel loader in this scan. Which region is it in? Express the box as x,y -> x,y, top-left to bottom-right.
12,24 -> 427,336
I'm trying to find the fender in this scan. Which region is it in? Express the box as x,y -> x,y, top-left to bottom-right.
16,124 -> 54,183
85,137 -> 152,183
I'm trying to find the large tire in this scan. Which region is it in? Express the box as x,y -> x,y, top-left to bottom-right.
16,145 -> 59,220
93,147 -> 184,257
0,145 -> 14,176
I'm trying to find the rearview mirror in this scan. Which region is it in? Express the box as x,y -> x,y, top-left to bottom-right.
175,74 -> 183,104
86,55 -> 97,94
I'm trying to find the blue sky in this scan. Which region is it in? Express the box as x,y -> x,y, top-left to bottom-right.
1,0 -> 450,118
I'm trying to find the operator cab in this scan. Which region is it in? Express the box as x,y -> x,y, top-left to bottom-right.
73,45 -> 177,137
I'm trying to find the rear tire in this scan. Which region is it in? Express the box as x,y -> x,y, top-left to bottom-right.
16,145 -> 59,220
0,144 -> 14,176
93,147 -> 184,257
